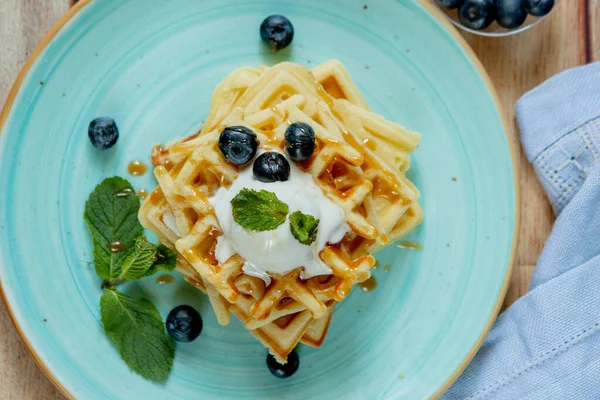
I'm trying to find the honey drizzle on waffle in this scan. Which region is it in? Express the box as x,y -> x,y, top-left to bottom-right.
138,60 -> 423,363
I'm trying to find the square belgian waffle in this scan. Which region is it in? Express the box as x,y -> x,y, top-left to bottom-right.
138,60 -> 422,363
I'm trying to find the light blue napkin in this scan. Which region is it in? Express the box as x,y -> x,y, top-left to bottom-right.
442,63 -> 600,399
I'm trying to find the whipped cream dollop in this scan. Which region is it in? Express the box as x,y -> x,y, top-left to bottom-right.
208,152 -> 349,283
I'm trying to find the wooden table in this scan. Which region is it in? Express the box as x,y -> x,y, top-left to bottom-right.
0,0 -> 594,398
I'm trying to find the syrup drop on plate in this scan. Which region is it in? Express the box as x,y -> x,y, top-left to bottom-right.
156,275 -> 175,285
128,160 -> 148,176
137,189 -> 149,199
359,276 -> 377,292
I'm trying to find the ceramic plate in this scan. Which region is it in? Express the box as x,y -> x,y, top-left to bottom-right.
0,0 -> 517,398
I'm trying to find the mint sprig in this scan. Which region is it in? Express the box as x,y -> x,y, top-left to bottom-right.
119,236 -> 158,280
84,177 -> 143,280
144,245 -> 177,277
84,177 -> 177,282
231,188 -> 289,231
289,211 -> 320,245
100,289 -> 174,381
84,177 -> 178,382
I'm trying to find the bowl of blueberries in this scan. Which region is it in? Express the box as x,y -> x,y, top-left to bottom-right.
433,0 -> 556,36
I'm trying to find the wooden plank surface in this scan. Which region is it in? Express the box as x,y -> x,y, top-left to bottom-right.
0,0 -> 591,398
0,0 -> 70,396
463,0 -> 588,307
592,0 -> 600,60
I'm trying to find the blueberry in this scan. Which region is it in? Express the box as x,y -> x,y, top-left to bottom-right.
88,117 -> 119,150
496,0 -> 527,29
267,350 -> 299,378
523,0 -> 554,17
435,0 -> 464,9
253,152 -> 290,183
458,0 -> 496,30
219,126 -> 259,165
166,305 -> 203,342
285,122 -> 315,162
260,15 -> 294,51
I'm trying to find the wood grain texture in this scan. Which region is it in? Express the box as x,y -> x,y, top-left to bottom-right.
0,2 -> 68,398
0,0 -> 591,398
591,0 -> 600,60
462,0 -> 586,307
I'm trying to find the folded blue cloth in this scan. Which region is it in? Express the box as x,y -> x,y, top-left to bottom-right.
442,63 -> 600,399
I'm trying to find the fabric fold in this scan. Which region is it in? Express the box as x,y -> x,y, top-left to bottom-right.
443,63 -> 600,399
516,62 -> 600,163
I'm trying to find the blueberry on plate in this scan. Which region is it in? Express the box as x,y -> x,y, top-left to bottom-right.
253,152 -> 290,183
219,126 -> 259,165
458,0 -> 496,30
260,15 -> 294,51
88,117 -> 119,150
496,0 -> 528,29
523,0 -> 554,17
285,122 -> 315,162
435,0 -> 464,9
267,350 -> 299,378
166,305 -> 203,343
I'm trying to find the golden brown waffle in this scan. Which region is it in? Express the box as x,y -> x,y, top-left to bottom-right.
139,60 -> 422,363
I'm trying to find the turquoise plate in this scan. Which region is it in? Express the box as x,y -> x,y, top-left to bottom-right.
0,0 -> 517,398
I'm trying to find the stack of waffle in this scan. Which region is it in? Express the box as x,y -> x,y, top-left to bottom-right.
138,60 -> 423,362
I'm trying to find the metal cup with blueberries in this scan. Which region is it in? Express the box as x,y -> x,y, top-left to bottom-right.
433,0 -> 556,37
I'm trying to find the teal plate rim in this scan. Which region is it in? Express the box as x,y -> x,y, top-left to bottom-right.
0,0 -> 520,398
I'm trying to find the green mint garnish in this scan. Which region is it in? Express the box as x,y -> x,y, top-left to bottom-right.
84,177 -> 143,280
100,289 -> 174,381
144,245 -> 177,277
84,177 -> 177,281
231,188 -> 289,231
119,237 -> 158,280
84,176 -> 178,382
289,211 -> 320,245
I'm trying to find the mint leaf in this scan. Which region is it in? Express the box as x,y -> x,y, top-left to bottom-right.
100,289 -> 174,381
86,177 -> 179,381
84,177 -> 143,280
231,188 -> 289,231
144,245 -> 177,277
289,211 -> 320,245
119,237 -> 158,280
